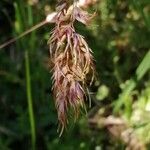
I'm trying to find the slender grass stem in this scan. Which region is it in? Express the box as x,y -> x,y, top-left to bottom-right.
25,51 -> 36,150
0,20 -> 47,50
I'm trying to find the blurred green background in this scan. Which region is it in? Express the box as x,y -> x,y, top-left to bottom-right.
0,0 -> 150,149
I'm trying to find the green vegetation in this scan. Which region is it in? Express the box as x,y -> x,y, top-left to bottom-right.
0,0 -> 150,149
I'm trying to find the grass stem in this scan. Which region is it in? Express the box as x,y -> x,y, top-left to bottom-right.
25,51 -> 36,150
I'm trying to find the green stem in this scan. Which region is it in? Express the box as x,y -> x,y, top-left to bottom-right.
113,56 -> 123,85
25,51 -> 36,150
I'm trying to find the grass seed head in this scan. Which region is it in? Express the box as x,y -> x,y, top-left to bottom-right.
48,1 -> 96,136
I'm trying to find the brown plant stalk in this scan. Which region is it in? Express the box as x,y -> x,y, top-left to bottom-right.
48,0 -> 96,136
